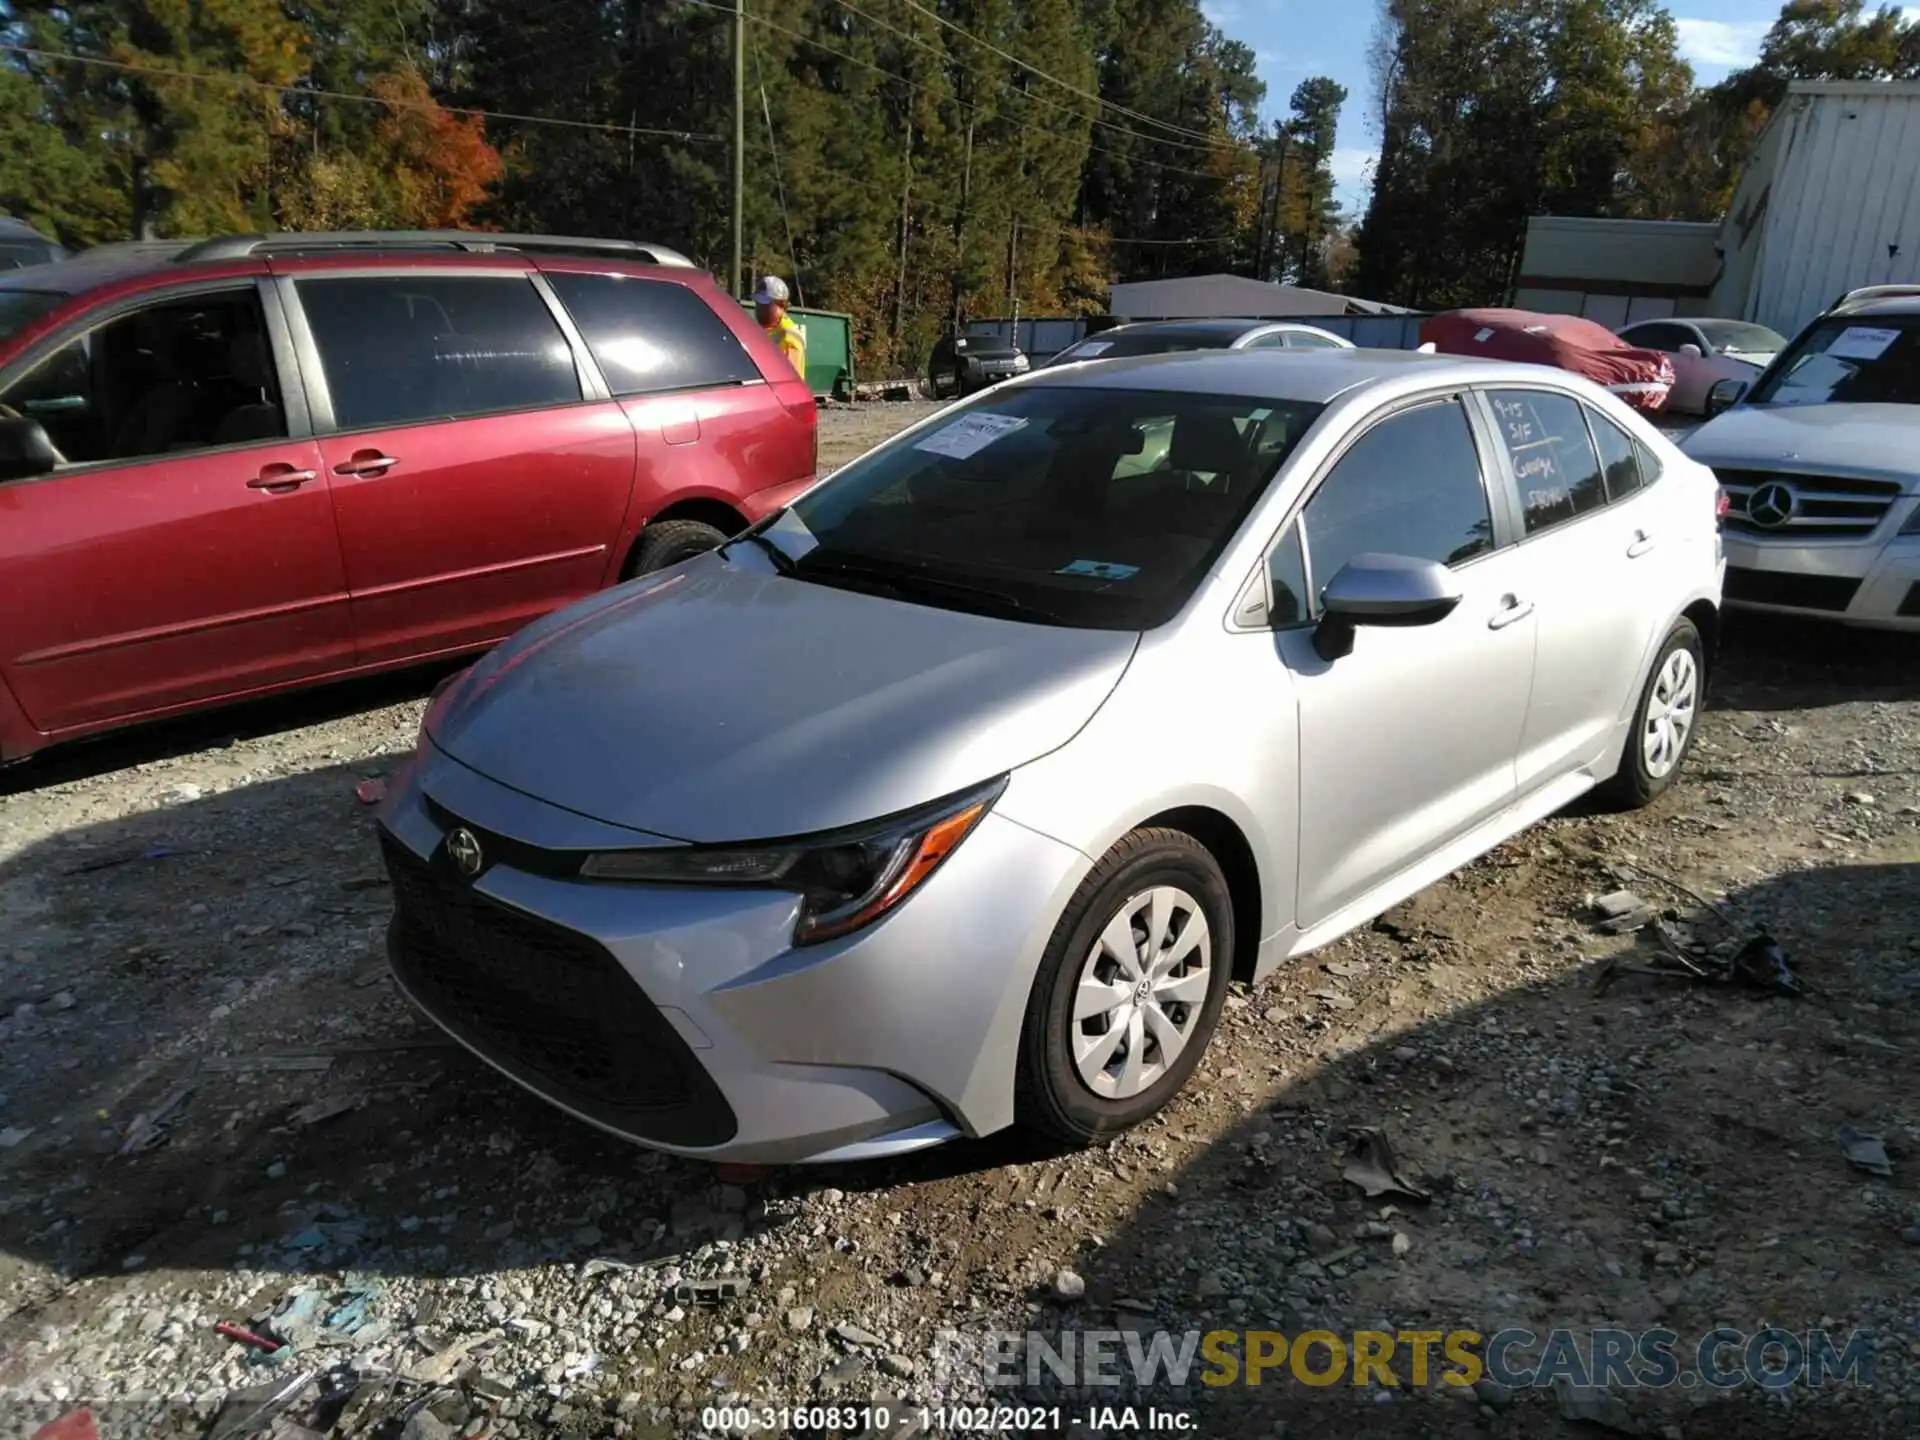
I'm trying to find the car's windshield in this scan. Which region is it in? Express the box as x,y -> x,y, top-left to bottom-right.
1692,320 -> 1783,355
1747,315 -> 1920,406
0,289 -> 66,344
778,384 -> 1324,630
1054,332 -> 1228,364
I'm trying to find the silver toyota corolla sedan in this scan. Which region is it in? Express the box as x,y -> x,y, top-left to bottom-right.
377,349 -> 1726,1165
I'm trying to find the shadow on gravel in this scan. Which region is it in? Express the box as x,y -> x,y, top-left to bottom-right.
0,660 -> 465,798
952,857 -> 1920,1440
1709,615 -> 1920,713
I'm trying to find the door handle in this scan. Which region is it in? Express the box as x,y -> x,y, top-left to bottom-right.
247,465 -> 317,492
1488,595 -> 1534,630
333,452 -> 400,478
1626,530 -> 1656,559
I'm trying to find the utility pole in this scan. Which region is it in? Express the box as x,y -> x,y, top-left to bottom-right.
895,117 -> 913,371
731,0 -> 745,300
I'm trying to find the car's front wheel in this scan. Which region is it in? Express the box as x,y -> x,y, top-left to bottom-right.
1017,828 -> 1234,1144
1600,617 -> 1704,809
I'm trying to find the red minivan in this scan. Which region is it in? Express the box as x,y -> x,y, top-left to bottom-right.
0,232 -> 819,762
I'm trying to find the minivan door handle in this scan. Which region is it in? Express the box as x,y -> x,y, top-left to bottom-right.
1626,530 -> 1656,559
247,464 -> 318,492
1488,595 -> 1534,630
333,451 -> 400,478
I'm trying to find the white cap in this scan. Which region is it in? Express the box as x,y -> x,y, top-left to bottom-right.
753,275 -> 790,306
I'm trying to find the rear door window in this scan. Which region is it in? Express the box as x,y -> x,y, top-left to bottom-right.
546,272 -> 762,396
295,275 -> 580,431
1585,407 -> 1643,502
1485,389 -> 1608,536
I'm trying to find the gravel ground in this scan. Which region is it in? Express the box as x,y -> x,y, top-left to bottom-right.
2,403 -> 1919,1440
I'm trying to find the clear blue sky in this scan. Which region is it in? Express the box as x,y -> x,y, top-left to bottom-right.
1199,0 -> 1881,217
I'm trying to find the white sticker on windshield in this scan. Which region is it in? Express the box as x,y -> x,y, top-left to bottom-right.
1057,559 -> 1140,581
914,413 -> 1028,460
1072,341 -> 1113,358
1473,327 -> 1495,342
1828,325 -> 1899,361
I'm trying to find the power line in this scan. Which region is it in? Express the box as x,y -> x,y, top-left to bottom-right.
890,0 -> 1225,148
674,0 -> 1240,167
0,42 -> 725,143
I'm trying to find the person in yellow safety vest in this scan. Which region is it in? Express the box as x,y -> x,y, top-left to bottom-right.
753,275 -> 808,382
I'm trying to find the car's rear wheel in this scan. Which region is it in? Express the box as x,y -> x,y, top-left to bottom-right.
627,519 -> 729,577
1017,828 -> 1234,1145
1600,617 -> 1704,809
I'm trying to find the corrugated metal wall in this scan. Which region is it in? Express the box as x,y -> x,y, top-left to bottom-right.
1751,87 -> 1920,337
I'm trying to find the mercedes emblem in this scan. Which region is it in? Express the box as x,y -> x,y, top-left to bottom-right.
446,826 -> 485,879
1746,480 -> 1796,529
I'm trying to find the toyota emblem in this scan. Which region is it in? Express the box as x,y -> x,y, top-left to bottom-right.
446,826 -> 485,879
1747,481 -> 1796,529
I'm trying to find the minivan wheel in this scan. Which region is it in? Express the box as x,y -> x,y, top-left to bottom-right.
1017,828 -> 1234,1145
1599,618 -> 1704,810
628,519 -> 730,577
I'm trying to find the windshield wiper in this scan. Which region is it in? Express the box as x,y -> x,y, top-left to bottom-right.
719,524 -> 797,576
797,553 -> 1068,624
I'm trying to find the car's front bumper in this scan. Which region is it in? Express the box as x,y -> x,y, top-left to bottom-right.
1721,532 -> 1920,631
376,742 -> 1088,1164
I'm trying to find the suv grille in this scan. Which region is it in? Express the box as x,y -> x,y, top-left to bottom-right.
381,828 -> 736,1147
1714,468 -> 1902,539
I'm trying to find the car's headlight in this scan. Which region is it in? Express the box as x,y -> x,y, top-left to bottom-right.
1899,499 -> 1920,536
578,776 -> 1007,945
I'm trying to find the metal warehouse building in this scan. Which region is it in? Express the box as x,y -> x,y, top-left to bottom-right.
1517,80 -> 1920,338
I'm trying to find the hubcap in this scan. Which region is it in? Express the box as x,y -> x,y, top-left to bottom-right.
1070,886 -> 1212,1101
1642,646 -> 1698,779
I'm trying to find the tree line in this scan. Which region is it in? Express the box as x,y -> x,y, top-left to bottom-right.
3,0 -> 1916,367
1356,0 -> 1920,308
0,0 -> 1360,372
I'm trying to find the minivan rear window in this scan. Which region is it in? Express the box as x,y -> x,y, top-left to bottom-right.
547,272 -> 762,396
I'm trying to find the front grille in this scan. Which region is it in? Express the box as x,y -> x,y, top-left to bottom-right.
1723,566 -> 1861,613
1714,468 -> 1901,538
380,828 -> 737,1147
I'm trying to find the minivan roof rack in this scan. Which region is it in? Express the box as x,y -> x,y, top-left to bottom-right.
1829,283 -> 1920,313
174,231 -> 696,267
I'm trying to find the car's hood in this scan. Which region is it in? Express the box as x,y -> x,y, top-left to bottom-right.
1682,403 -> 1920,481
429,555 -> 1138,843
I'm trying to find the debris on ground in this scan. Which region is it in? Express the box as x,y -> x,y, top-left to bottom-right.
288,1090 -> 368,1128
214,1321 -> 284,1353
1341,1126 -> 1431,1202
354,778 -> 387,805
1591,889 -> 1656,934
116,1078 -> 196,1155
62,843 -> 185,875
1836,1125 -> 1893,1177
1553,1376 -> 1642,1434
1727,933 -> 1811,997
30,1409 -> 99,1440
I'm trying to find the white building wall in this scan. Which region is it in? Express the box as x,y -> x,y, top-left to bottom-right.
1748,83 -> 1920,337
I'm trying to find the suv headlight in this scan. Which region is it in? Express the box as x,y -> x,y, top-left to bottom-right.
1899,498 -> 1920,536
579,777 -> 1007,944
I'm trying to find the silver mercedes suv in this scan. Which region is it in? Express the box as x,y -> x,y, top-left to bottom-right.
1683,288 -> 1920,630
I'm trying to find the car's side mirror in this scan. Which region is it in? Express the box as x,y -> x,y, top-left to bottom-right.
1705,378 -> 1749,417
1312,553 -> 1463,661
0,415 -> 59,483
1678,343 -> 1703,358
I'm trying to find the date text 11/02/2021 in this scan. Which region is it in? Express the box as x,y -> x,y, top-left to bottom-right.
700,1406 -> 1196,1432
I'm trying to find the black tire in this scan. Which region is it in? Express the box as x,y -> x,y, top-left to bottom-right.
1598,618 -> 1705,810
627,519 -> 729,577
1016,828 -> 1235,1145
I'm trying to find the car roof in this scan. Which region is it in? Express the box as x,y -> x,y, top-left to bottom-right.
1023,346 -> 1495,404
1095,318 -> 1280,342
0,233 -> 699,300
1832,297 -> 1920,317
